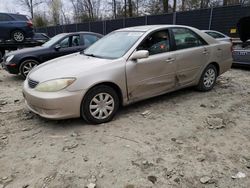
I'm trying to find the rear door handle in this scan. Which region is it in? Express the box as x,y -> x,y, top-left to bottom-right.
165,58 -> 175,63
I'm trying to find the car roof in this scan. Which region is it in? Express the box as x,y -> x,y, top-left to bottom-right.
116,25 -> 198,32
56,32 -> 103,37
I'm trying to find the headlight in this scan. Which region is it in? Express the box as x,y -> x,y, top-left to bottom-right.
35,78 -> 76,92
6,55 -> 14,63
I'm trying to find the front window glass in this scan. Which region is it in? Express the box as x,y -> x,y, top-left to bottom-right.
42,34 -> 64,47
138,30 -> 170,55
172,28 -> 206,50
59,37 -> 70,48
84,31 -> 144,59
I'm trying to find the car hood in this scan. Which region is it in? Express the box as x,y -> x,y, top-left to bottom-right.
237,16 -> 250,42
7,46 -> 47,56
29,53 -> 114,82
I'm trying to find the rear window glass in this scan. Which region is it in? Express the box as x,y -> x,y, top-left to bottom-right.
0,14 -> 14,21
11,14 -> 29,21
205,31 -> 225,39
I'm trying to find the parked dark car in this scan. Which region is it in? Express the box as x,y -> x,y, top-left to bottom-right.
0,13 -> 34,42
2,32 -> 103,78
232,16 -> 250,67
32,33 -> 50,44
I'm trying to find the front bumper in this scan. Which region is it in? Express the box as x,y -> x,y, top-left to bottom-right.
23,80 -> 85,119
1,61 -> 19,74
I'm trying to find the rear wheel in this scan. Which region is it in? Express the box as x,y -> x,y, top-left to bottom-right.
81,85 -> 119,124
19,59 -> 39,79
12,30 -> 25,42
196,64 -> 218,91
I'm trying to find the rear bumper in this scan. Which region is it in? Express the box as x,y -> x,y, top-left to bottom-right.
232,61 -> 250,66
23,80 -> 85,119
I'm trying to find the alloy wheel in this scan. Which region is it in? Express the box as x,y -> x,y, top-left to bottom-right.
22,61 -> 37,77
13,32 -> 24,42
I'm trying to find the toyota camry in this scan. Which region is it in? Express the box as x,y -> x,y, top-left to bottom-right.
23,25 -> 233,124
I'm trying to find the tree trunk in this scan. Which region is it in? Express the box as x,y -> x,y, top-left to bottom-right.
30,0 -> 33,18
113,0 -> 117,18
173,0 -> 177,12
124,0 -> 127,17
128,0 -> 133,17
163,0 -> 169,13
182,0 -> 185,11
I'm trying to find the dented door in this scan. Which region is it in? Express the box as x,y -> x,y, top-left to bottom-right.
126,51 -> 177,102
174,46 -> 209,86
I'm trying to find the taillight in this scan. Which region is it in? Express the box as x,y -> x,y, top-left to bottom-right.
27,20 -> 33,27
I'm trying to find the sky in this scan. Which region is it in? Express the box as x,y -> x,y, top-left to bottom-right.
0,0 -> 72,16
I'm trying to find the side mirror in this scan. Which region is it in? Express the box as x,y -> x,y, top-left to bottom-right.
54,44 -> 61,51
130,50 -> 149,60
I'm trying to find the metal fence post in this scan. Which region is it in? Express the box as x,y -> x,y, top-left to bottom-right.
173,12 -> 176,24
103,20 -> 105,35
88,21 -> 91,31
208,7 -> 213,30
145,15 -> 148,25
123,18 -> 125,28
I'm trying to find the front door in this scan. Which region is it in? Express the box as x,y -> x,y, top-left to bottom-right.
126,29 -> 177,102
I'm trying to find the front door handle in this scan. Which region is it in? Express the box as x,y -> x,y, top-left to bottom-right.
165,58 -> 175,63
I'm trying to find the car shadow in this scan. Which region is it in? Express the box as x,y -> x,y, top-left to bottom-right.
34,86 -> 204,130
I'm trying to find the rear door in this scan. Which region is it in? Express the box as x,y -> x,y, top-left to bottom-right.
170,27 -> 210,86
0,13 -> 14,39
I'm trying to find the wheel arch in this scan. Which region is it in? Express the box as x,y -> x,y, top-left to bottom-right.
10,28 -> 25,38
18,56 -> 41,74
209,62 -> 220,75
83,82 -> 124,106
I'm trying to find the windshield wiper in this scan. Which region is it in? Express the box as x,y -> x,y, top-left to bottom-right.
82,52 -> 97,57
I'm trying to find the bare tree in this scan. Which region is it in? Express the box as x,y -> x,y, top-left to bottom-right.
19,0 -> 44,18
47,0 -> 62,25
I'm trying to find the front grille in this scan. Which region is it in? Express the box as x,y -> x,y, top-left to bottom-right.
28,79 -> 39,89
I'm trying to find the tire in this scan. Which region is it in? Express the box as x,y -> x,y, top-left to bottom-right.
0,50 -> 4,61
81,85 -> 119,124
12,30 -> 25,42
19,59 -> 39,79
196,64 -> 218,91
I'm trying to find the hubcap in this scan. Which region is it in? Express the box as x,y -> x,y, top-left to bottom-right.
89,93 -> 115,120
14,32 -> 24,42
22,62 -> 36,76
203,68 -> 216,88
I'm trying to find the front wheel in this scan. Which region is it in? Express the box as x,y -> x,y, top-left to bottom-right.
81,85 -> 119,124
196,64 -> 218,91
20,59 -> 39,79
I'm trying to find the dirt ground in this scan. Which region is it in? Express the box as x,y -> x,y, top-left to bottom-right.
0,66 -> 250,188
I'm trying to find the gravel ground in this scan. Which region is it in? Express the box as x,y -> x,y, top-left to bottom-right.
0,67 -> 250,188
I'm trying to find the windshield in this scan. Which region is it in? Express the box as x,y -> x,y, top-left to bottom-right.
84,31 -> 144,59
42,34 -> 64,47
